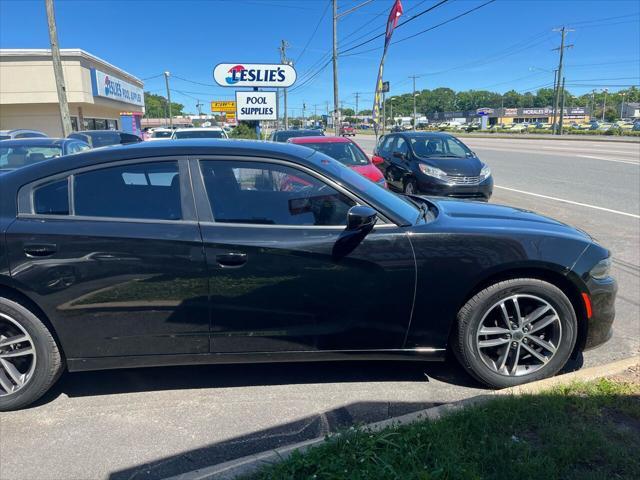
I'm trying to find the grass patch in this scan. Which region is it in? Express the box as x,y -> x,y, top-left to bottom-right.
249,378 -> 640,480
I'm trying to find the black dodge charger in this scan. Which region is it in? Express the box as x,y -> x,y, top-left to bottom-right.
0,140 -> 616,410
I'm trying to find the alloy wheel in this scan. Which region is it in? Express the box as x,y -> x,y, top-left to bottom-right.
404,181 -> 415,195
475,294 -> 562,376
0,312 -> 37,396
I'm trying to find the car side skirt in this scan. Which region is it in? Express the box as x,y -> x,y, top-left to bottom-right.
66,348 -> 447,372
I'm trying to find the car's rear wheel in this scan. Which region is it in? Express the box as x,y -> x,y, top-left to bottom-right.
0,297 -> 63,411
453,278 -> 577,388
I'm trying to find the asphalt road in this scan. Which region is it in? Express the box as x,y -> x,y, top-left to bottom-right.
1,136 -> 638,480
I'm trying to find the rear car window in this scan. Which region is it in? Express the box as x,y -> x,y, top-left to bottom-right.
34,179 -> 69,215
74,162 -> 181,220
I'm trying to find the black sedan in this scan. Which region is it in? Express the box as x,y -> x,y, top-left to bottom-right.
0,140 -> 615,410
374,132 -> 493,200
0,138 -> 90,173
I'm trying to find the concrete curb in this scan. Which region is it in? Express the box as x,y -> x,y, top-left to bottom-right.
165,355 -> 639,480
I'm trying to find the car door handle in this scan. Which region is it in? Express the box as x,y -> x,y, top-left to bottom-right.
24,243 -> 57,258
216,252 -> 248,268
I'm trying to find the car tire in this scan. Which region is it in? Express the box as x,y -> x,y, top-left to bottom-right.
0,297 -> 63,411
453,278 -> 577,389
403,179 -> 417,195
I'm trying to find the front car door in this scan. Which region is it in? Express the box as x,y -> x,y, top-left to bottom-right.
5,157 -> 210,362
191,156 -> 416,354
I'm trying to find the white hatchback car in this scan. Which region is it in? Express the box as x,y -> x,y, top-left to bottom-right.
171,127 -> 228,139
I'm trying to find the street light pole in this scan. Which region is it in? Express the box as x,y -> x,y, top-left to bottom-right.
410,75 -> 418,130
602,89 -> 608,121
620,92 -> 626,119
45,0 -> 72,137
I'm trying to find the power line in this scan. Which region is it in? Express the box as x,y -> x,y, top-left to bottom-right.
339,0 -> 451,55
296,0 -> 331,64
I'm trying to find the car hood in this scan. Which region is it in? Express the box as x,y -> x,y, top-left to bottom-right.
350,163 -> 384,182
418,156 -> 482,176
424,197 -> 592,241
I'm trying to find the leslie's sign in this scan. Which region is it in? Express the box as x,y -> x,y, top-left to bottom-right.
213,63 -> 296,87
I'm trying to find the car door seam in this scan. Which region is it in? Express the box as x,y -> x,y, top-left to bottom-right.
401,231 -> 419,348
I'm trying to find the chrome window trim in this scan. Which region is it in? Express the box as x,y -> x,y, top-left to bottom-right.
192,154 -> 396,226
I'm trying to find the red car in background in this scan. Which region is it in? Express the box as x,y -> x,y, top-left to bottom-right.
339,124 -> 355,136
288,136 -> 387,187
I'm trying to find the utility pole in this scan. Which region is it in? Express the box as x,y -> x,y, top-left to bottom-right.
45,0 -> 72,137
552,27 -> 573,134
620,92 -> 626,119
602,88 -> 608,121
591,89 -> 596,120
354,92 -> 360,119
389,99 -> 393,128
559,77 -> 566,135
164,71 -> 173,129
279,40 -> 290,129
332,0 -> 340,135
196,99 -> 204,118
410,75 -> 419,130
302,102 -> 306,127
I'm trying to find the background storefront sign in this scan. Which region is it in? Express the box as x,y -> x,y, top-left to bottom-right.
236,91 -> 277,120
91,68 -> 143,106
503,108 -> 518,116
214,63 -> 296,87
211,100 -> 236,113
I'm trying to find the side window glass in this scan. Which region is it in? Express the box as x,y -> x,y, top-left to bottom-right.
381,136 -> 394,154
74,162 -> 181,220
395,137 -> 408,155
34,179 -> 69,215
446,138 -> 469,157
200,160 -> 356,226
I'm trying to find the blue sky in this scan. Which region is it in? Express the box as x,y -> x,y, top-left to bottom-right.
1,0 -> 638,115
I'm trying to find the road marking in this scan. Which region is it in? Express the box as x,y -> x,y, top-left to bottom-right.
473,146 -> 639,165
541,146 -> 640,155
495,186 -> 640,219
577,154 -> 640,165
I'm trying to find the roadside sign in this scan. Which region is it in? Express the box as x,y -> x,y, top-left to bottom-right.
214,63 -> 297,88
382,81 -> 390,93
235,91 -> 277,121
225,112 -> 236,120
211,100 -> 236,113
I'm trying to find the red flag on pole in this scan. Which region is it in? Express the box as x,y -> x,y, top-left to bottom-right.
372,0 -> 403,137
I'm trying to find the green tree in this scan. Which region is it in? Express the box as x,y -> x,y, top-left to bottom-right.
342,108 -> 355,116
230,122 -> 258,139
144,92 -> 184,118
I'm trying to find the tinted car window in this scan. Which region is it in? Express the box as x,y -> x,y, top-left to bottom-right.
0,145 -> 62,169
379,135 -> 395,154
118,133 -> 143,144
34,179 -> 69,215
151,130 -> 172,139
300,142 -> 369,166
74,162 -> 181,220
273,130 -> 323,142
15,132 -> 47,138
410,135 -> 471,158
173,130 -> 225,139
394,137 -> 408,155
200,160 -> 356,226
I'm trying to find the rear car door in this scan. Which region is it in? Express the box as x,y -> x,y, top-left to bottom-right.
5,158 -> 210,360
191,156 -> 416,354
387,136 -> 412,191
376,135 -> 399,190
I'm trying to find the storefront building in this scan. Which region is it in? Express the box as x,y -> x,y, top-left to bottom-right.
0,49 -> 144,137
429,106 -> 590,125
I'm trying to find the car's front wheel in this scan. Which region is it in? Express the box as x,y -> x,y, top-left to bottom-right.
0,297 -> 63,411
453,278 -> 577,388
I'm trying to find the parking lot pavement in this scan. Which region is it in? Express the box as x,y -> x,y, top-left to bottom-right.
1,136 -> 638,480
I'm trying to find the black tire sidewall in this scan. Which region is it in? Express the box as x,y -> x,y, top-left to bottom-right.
404,179 -> 417,194
0,298 -> 60,410
459,279 -> 577,388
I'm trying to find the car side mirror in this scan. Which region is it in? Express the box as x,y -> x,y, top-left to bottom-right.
333,206 -> 378,259
346,205 -> 377,232
393,151 -> 406,160
371,155 -> 384,165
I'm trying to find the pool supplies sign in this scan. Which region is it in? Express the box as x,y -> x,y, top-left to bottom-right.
214,63 -> 296,88
236,91 -> 277,121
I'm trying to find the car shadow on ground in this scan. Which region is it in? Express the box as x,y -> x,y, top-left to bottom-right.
37,357 -> 482,404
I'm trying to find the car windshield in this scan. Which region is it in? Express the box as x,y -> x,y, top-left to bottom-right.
301,142 -> 369,166
274,131 -> 320,142
151,130 -> 172,138
0,145 -> 62,169
174,130 -> 224,139
308,151 -> 419,224
409,135 -> 472,159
